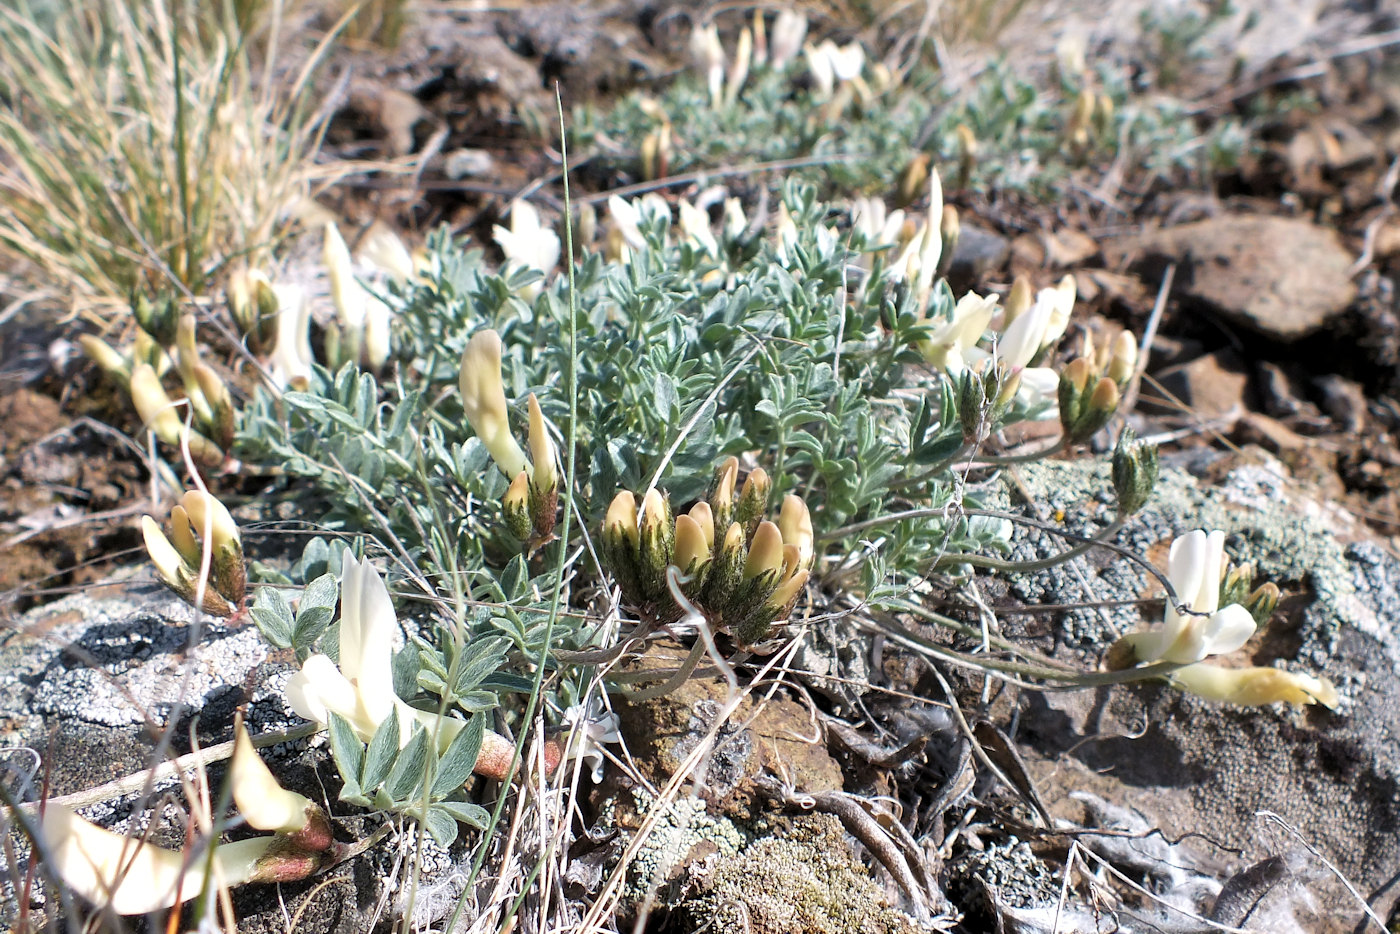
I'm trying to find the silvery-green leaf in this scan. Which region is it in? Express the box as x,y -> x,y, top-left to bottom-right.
361,707 -> 400,791
384,724 -> 430,801
431,714 -> 484,798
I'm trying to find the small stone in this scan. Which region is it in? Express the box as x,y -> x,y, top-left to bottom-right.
1149,349 -> 1249,421
443,148 -> 496,180
945,223 -> 1010,292
1312,373 -> 1368,433
1109,216 -> 1356,341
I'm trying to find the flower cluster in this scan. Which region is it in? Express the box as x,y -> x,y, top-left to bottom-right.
141,491 -> 247,616
458,329 -> 559,550
600,457 -> 814,647
38,718 -> 335,915
1057,328 -> 1137,443
1107,530 -> 1336,708
80,301 -> 234,467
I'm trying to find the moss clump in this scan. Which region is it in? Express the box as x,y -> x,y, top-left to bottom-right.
674,814 -> 920,934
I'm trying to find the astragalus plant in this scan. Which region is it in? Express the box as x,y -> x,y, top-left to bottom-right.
0,0 -> 327,314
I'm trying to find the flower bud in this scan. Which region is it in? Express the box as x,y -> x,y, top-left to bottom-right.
526,393 -> 558,499
777,494 -> 814,571
1170,663 -> 1338,709
958,368 -> 990,443
638,489 -> 674,600
323,221 -> 365,330
601,492 -> 642,602
937,204 -> 959,279
1245,582 -> 1280,627
459,330 -> 528,478
133,292 -> 179,346
1108,330 -> 1137,386
724,27 -> 753,108
688,502 -> 716,554
994,368 -> 1023,408
708,456 -> 740,534
735,468 -> 771,534
751,9 -> 768,65
141,515 -> 235,616
1001,275 -> 1033,330
129,363 -> 182,444
640,126 -> 671,182
769,10 -> 807,69
1110,427 -> 1159,516
78,334 -> 130,382
1064,377 -> 1118,442
703,522 -> 747,610
896,153 -> 930,209
1057,357 -> 1094,437
181,491 -> 246,605
194,363 -> 235,450
1219,561 -> 1255,610
743,521 -> 784,582
954,123 -> 978,188
1068,88 -> 1095,151
691,23 -> 724,106
503,470 -> 532,541
168,505 -> 201,566
767,568 -> 809,614
672,514 -> 712,593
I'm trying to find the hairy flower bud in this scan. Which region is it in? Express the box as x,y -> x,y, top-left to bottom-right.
1110,427 -> 1159,517
503,470 -> 532,542
688,501 -> 716,555
1001,275 -> 1033,330
1245,582 -> 1280,627
937,204 -> 959,278
181,491 -> 246,605
526,394 -> 558,537
958,368 -> 995,443
708,456 -> 740,534
638,489 -> 674,600
601,492 -> 642,602
735,468 -> 771,534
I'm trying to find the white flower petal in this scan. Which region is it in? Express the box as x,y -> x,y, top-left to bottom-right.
286,655 -> 358,727
996,296 -> 1052,370
338,555 -> 398,726
1203,603 -> 1257,656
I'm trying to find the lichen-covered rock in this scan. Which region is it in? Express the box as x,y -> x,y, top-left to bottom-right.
614,644 -> 843,822
984,450 -> 1400,921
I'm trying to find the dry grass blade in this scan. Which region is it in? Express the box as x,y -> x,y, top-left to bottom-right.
0,0 -> 326,320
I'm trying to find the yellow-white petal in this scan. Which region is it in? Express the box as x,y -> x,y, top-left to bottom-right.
39,807 -> 269,915
180,491 -> 240,550
231,723 -> 312,833
459,330 -> 528,478
337,555 -> 399,728
141,516 -> 188,588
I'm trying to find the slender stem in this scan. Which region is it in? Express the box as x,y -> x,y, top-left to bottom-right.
879,599 -> 1079,674
966,436 -> 1068,466
932,516 -> 1126,573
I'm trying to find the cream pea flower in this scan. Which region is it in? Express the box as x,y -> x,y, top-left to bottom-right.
1122,530 -> 1258,665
